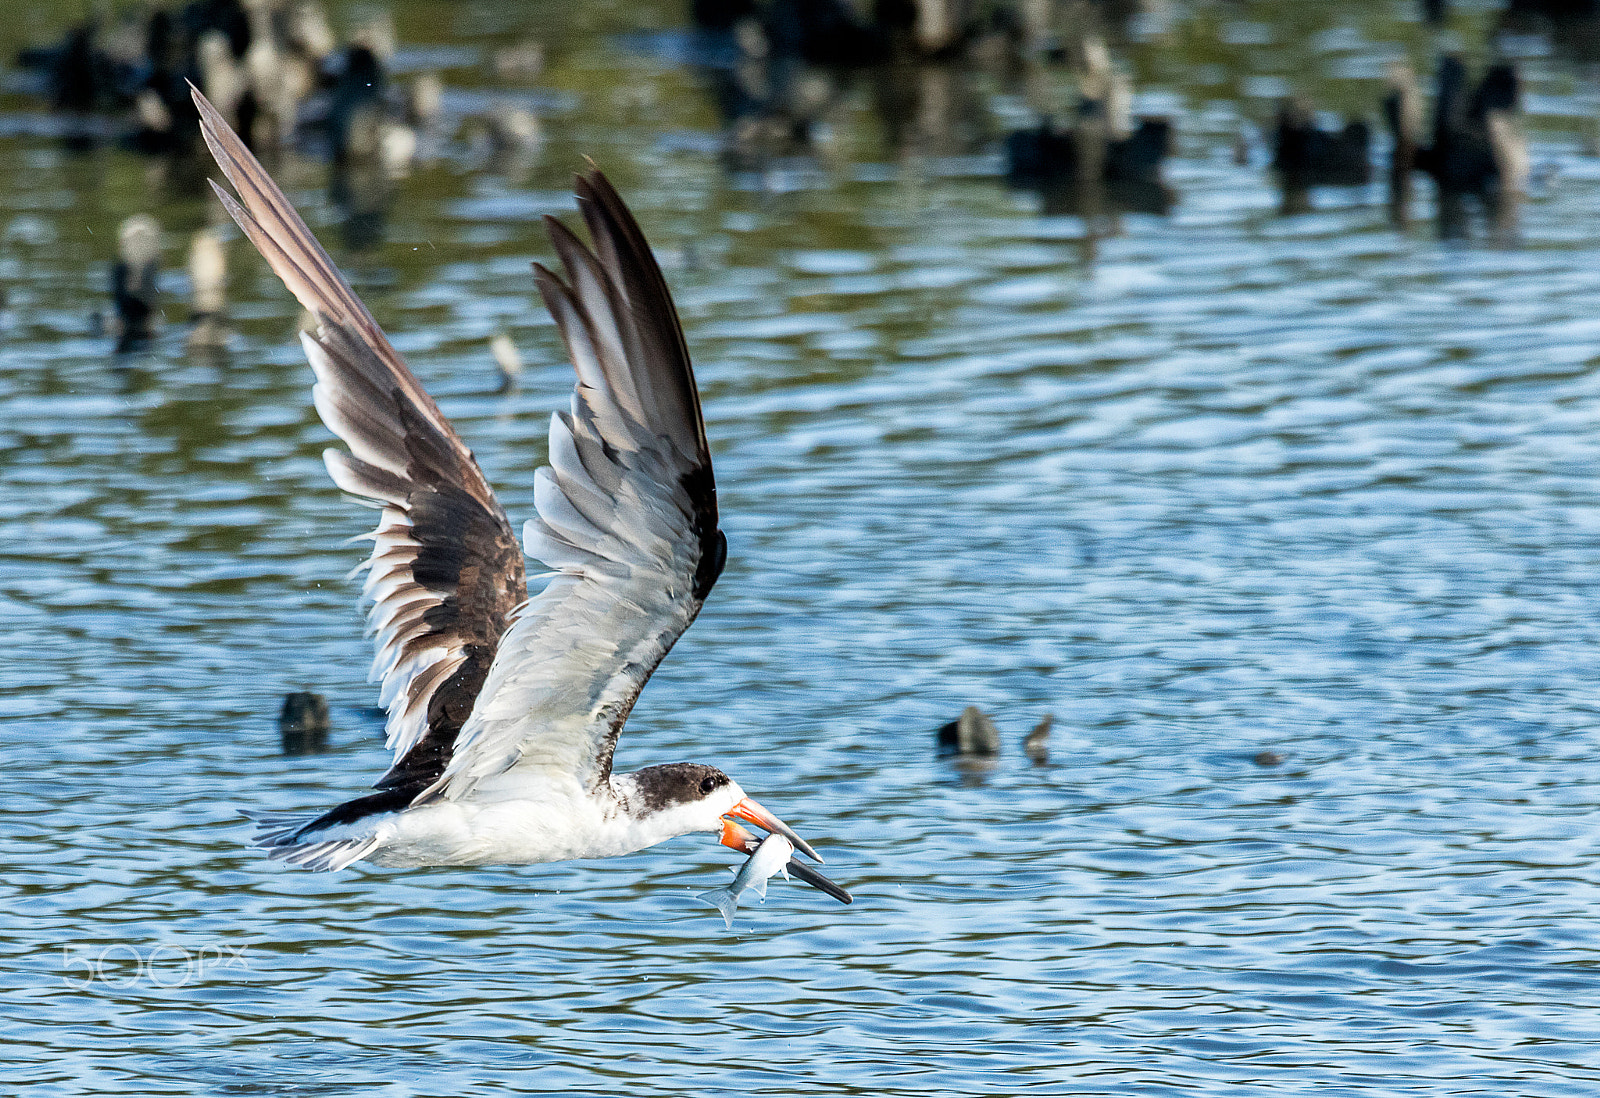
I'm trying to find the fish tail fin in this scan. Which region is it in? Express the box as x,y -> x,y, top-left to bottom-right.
697,886 -> 738,930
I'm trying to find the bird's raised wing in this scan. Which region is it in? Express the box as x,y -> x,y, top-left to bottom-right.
194,87 -> 527,799
420,170 -> 726,803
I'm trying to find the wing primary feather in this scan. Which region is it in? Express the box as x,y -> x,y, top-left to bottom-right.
422,168 -> 727,803
192,85 -> 527,800
574,172 -> 709,468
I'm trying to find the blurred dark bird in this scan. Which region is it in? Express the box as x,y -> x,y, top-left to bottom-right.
17,16 -> 146,115
1414,56 -> 1527,199
1386,56 -> 1525,238
38,23 -> 114,114
1005,40 -> 1171,207
1005,115 -> 1172,189
326,45 -> 388,168
1023,714 -> 1052,766
490,331 -> 524,392
280,690 -> 331,756
320,45 -> 420,248
1383,63 -> 1425,201
1271,97 -> 1371,187
937,706 -> 1001,757
16,0 -> 263,154
111,215 -> 162,353
186,227 -> 229,350
321,45 -> 420,178
128,10 -> 199,155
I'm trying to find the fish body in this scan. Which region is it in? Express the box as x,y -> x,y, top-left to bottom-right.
699,834 -> 795,929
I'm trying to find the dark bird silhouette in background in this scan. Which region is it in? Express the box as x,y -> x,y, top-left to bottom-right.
279,691 -> 332,756
1005,39 -> 1173,217
1271,98 -> 1371,187
110,215 -> 162,353
1387,56 -> 1526,238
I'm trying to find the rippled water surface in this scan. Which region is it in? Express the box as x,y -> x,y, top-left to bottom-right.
8,1 -> 1600,1094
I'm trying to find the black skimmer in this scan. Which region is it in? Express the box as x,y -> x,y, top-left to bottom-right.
1003,40 -> 1173,216
1416,57 -> 1527,199
191,87 -> 851,910
1270,98 -> 1372,188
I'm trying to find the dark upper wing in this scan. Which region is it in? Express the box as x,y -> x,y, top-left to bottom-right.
193,86 -> 527,794
418,170 -> 726,803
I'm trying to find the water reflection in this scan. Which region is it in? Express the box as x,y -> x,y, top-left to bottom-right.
109,213 -> 161,353
870,63 -> 991,159
328,161 -> 392,251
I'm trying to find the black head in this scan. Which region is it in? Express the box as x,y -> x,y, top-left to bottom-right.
629,762 -> 734,815
340,46 -> 385,93
1472,64 -> 1519,118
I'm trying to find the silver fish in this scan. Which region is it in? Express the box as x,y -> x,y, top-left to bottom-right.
699,833 -> 795,930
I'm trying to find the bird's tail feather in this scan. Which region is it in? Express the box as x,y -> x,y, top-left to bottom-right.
238,810 -> 382,872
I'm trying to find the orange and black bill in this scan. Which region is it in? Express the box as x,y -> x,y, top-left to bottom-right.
725,796 -> 824,863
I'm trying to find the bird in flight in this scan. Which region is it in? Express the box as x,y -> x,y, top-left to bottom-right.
191,87 -> 850,910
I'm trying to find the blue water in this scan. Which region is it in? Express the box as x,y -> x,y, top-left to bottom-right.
5,1 -> 1600,1094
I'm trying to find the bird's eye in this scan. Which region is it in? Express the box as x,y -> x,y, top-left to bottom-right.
699,776 -> 718,795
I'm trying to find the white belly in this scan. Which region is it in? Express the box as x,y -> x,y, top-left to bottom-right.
363,796 -> 667,868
